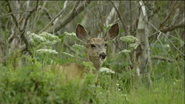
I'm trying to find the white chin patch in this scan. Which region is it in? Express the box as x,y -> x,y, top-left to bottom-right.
100,57 -> 106,62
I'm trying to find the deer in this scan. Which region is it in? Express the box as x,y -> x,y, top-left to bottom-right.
45,23 -> 119,82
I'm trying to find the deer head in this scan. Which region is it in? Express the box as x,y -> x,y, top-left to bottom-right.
76,23 -> 119,73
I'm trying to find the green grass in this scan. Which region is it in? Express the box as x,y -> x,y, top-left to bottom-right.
129,78 -> 184,104
0,58 -> 184,104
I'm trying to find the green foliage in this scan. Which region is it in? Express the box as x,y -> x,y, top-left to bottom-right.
2,60 -> 183,104
1,31 -> 184,103
120,35 -> 140,51
28,31 -> 61,50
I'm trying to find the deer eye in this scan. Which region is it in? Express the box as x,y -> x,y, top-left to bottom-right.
105,43 -> 108,47
91,44 -> 96,48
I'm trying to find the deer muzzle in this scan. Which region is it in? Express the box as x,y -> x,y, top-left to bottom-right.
99,52 -> 107,60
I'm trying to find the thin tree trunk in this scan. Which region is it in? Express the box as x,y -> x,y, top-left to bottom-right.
135,1 -> 153,86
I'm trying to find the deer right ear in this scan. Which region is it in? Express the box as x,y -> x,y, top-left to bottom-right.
104,23 -> 119,41
76,24 -> 91,43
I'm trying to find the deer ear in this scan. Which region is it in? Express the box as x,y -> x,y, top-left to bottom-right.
105,23 -> 119,41
76,24 -> 91,43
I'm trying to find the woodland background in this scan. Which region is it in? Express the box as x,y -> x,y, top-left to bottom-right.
0,1 -> 184,104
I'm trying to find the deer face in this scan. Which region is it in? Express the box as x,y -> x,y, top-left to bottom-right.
87,38 -> 108,62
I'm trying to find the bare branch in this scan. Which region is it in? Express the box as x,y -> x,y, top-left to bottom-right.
39,0 -> 70,34
160,21 -> 185,33
46,1 -> 91,33
151,55 -> 176,62
149,19 -> 185,38
37,6 -> 52,21
21,0 -> 38,31
110,0 -> 127,34
162,32 -> 185,56
20,0 -> 39,56
0,11 -> 31,17
160,1 -> 178,28
6,0 -> 19,29
148,20 -> 185,56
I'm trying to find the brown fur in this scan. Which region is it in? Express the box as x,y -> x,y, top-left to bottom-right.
45,63 -> 85,81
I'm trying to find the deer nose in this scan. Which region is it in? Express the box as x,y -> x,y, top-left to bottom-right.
99,53 -> 107,59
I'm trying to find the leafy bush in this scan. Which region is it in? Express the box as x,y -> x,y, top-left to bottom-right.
1,32 -> 184,104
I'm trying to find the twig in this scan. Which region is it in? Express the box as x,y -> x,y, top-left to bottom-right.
110,0 -> 127,34
148,20 -> 185,56
149,21 -> 185,38
0,11 -> 32,17
21,0 -> 38,31
160,1 -> 178,28
20,0 -> 39,56
129,1 -> 132,34
162,32 -> 185,56
37,6 -> 52,21
160,22 -> 185,33
6,0 -> 19,29
38,1 -> 70,34
46,1 -> 91,33
151,55 -> 176,62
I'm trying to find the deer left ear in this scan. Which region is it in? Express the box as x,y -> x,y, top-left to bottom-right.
76,24 -> 91,43
105,23 -> 119,41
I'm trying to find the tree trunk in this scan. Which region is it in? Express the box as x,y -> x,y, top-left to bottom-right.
135,1 -> 153,86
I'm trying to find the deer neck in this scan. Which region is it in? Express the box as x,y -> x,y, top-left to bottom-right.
88,56 -> 103,74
